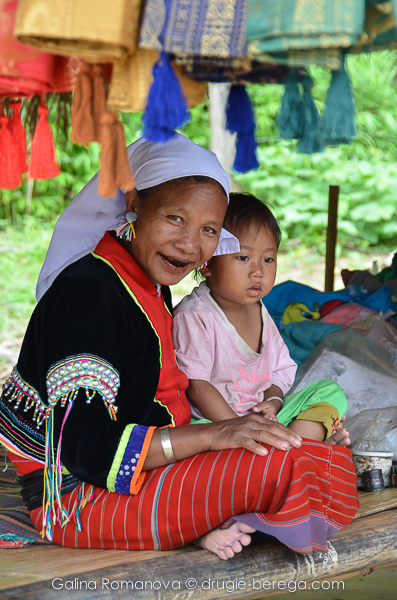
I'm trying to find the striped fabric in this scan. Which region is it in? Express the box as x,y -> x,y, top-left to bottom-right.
29,440 -> 358,553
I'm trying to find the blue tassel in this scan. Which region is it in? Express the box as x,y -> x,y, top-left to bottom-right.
143,51 -> 190,142
322,57 -> 356,146
226,85 -> 259,172
233,132 -> 259,172
277,68 -> 303,140
297,75 -> 324,155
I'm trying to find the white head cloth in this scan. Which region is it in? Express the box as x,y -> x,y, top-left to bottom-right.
36,133 -> 239,301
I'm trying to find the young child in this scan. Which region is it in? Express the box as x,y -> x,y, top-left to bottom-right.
172,193 -> 349,444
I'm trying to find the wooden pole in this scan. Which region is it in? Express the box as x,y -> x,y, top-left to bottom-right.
324,185 -> 339,292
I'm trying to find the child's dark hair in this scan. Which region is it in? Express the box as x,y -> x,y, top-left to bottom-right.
194,192 -> 281,281
225,192 -> 281,248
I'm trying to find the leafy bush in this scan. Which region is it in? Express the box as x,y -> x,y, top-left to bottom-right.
238,52 -> 397,250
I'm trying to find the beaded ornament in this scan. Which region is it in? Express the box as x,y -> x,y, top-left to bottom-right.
3,355 -> 120,540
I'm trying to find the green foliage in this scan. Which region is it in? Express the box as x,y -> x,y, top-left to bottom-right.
0,219 -> 53,339
238,51 -> 397,250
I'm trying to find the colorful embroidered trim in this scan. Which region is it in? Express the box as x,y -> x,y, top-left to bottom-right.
107,424 -> 135,492
130,426 -> 156,494
2,367 -> 46,428
47,354 -> 120,420
114,425 -> 149,493
111,425 -> 156,495
42,354 -> 121,540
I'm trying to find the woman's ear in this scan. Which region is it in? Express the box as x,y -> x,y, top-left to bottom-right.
125,188 -> 138,212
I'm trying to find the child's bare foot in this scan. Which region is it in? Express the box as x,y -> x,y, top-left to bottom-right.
325,423 -> 350,446
194,521 -> 256,560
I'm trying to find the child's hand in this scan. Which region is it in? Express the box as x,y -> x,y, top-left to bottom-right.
252,400 -> 280,422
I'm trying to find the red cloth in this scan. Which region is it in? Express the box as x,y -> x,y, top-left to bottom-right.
94,233 -> 192,427
27,441 -> 359,553
0,1 -> 82,96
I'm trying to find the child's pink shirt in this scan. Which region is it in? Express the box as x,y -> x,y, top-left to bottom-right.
172,282 -> 297,418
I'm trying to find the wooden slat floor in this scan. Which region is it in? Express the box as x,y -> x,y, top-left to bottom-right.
2,487 -> 397,599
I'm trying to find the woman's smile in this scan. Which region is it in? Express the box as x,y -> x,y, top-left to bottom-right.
160,253 -> 192,272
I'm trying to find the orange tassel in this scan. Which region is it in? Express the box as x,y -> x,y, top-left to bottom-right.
98,111 -> 118,197
115,120 -> 135,191
9,102 -> 28,174
71,62 -> 95,146
29,106 -> 60,180
93,64 -> 108,142
98,112 -> 135,197
0,115 -> 22,190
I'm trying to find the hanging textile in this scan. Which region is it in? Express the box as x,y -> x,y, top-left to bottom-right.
180,57 -> 289,84
107,49 -> 206,112
246,1 -> 397,69
246,0 -> 366,55
246,0 -> 364,70
139,0 -> 249,59
0,1 -> 83,96
15,0 -> 142,62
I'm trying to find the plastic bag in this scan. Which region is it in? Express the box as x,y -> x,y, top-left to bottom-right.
345,407 -> 397,459
291,315 -> 397,418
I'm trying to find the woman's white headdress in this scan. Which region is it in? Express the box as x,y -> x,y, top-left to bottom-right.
36,133 -> 239,301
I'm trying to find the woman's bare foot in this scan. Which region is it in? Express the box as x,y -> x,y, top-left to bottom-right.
325,422 -> 350,446
194,521 -> 256,560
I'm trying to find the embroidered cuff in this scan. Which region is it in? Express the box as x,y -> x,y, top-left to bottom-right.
107,424 -> 156,495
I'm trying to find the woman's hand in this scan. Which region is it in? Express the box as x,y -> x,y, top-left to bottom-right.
143,414 -> 302,471
208,413 -> 302,457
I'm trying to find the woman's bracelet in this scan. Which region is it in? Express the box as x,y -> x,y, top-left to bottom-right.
266,395 -> 284,405
159,428 -> 176,463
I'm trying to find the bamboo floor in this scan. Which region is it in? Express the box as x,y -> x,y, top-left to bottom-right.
1,488 -> 397,599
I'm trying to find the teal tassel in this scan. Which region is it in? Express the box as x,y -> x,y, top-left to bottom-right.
322,57 -> 356,145
297,75 -> 324,155
226,85 -> 259,172
143,51 -> 190,142
277,68 -> 303,139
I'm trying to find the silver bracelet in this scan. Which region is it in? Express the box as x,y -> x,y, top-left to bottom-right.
159,428 -> 176,463
266,395 -> 284,405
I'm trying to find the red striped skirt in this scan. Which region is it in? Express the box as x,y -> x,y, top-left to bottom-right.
29,440 -> 359,553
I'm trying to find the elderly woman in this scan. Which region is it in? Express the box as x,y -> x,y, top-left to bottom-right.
0,134 -> 358,560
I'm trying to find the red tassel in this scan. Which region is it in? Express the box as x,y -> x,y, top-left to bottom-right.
9,102 -> 28,174
29,106 -> 60,180
0,115 -> 22,190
